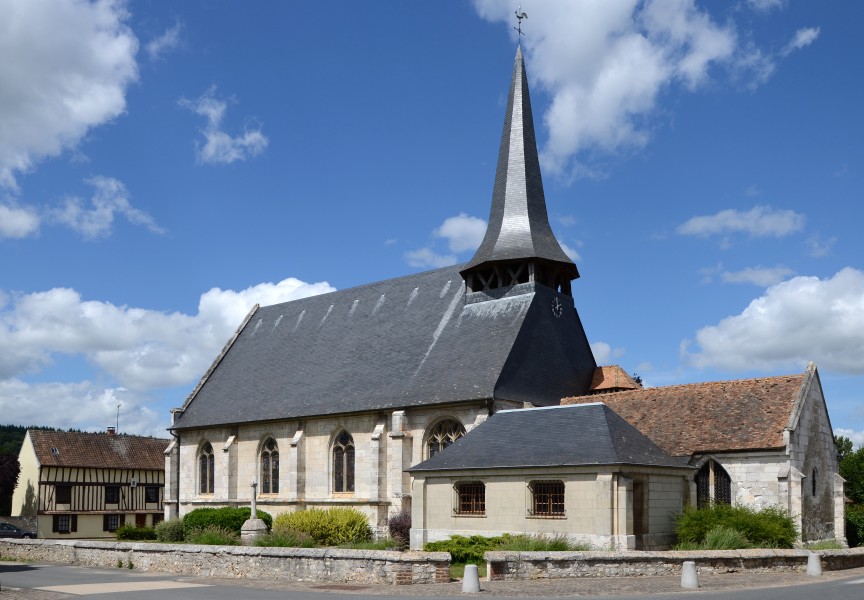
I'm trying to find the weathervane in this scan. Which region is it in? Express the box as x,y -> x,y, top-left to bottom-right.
514,6 -> 527,43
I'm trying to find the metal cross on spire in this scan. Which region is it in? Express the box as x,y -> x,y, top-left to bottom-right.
514,6 -> 528,43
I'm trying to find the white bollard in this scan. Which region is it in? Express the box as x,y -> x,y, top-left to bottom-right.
462,564 -> 481,593
807,552 -> 822,576
681,560 -> 699,589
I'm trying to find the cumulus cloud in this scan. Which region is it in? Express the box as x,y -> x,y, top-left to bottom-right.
677,205 -> 805,239
472,1 -> 813,180
0,204 -> 40,239
146,21 -> 182,61
406,213 -> 487,269
807,234 -> 837,258
434,213 -> 487,253
0,277 -> 334,393
179,87 -> 268,164
590,341 -> 625,365
49,176 -> 164,239
559,241 -> 582,262
721,266 -> 795,286
783,27 -> 820,56
0,0 -> 138,190
746,0 -> 786,12
683,268 -> 864,374
835,428 -> 864,449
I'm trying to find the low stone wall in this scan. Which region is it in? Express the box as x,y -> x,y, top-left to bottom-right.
485,548 -> 864,580
0,539 -> 450,585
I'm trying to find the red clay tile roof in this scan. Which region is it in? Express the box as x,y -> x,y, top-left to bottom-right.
563,373 -> 806,457
590,366 -> 641,393
28,430 -> 170,470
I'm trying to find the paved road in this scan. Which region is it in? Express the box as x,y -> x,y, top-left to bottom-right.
3,560 -> 864,599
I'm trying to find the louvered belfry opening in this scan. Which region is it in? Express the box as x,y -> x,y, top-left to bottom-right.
461,47 -> 578,299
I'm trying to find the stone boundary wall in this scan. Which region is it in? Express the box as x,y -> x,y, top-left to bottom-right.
0,539 -> 450,585
485,548 -> 864,580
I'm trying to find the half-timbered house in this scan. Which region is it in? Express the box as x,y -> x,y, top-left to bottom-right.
11,429 -> 169,539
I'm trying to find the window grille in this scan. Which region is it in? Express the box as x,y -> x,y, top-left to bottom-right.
199,442 -> 215,494
455,481 -> 485,515
695,459 -> 731,506
104,514 -> 122,532
530,480 -> 565,516
333,431 -> 355,493
427,420 -> 466,458
261,438 -> 279,494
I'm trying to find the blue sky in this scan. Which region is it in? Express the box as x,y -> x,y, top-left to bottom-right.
1,1 -> 862,443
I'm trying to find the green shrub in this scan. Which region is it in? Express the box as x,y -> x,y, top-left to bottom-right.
494,533 -> 589,552
846,504 -> 864,547
154,518 -> 185,543
185,524 -> 240,545
272,508 -> 371,546
115,524 -> 157,541
675,503 -> 796,548
425,533 -> 589,564
253,529 -> 316,548
805,539 -> 844,550
182,507 -> 272,537
703,526 -> 751,550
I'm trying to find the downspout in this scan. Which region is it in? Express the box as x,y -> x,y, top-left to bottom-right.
169,408 -> 183,518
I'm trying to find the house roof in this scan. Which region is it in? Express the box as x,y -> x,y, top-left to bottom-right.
462,46 -> 577,279
562,371 -> 809,457
172,267 -> 596,430
590,365 -> 641,393
28,430 -> 169,470
408,403 -> 690,472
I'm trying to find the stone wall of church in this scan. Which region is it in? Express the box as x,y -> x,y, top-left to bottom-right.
171,402 -> 492,530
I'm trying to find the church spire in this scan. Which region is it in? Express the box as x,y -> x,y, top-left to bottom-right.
461,47 -> 578,297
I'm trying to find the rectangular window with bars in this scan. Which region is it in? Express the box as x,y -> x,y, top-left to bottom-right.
455,481 -> 485,515
530,480 -> 565,517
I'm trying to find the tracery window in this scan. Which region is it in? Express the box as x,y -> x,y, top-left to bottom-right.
333,431 -> 355,493
260,437 -> 279,494
199,442 -> 215,495
530,480 -> 565,517
455,481 -> 485,515
695,459 -> 731,507
426,419 -> 465,458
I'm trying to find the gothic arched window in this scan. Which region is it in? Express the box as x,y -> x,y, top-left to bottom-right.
260,438 -> 279,494
695,459 -> 731,507
199,442 -> 214,495
426,419 -> 466,458
333,431 -> 355,493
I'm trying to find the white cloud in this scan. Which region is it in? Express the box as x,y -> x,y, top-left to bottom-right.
179,87 -> 269,165
834,428 -> 864,449
559,241 -> 582,262
0,277 -> 334,393
0,0 -> 138,190
721,266 -> 795,287
677,205 -> 805,238
746,0 -> 786,12
0,204 -> 40,239
404,248 -> 458,269
49,176 -> 164,239
683,268 -> 864,374
807,234 -> 837,258
590,341 -> 625,365
434,213 -> 487,253
783,27 -> 820,56
146,22 -> 182,61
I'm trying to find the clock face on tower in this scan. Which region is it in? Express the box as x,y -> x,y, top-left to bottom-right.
551,296 -> 563,318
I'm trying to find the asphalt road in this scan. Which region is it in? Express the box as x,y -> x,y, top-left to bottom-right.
3,561 -> 864,600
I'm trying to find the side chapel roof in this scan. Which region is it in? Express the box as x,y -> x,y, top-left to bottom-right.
28,430 -> 169,470
563,367 -> 816,457
408,403 -> 690,472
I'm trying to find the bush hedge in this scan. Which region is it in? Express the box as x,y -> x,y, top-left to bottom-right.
272,507 -> 371,546
425,533 -> 588,565
154,518 -> 185,542
675,503 -> 796,548
387,510 -> 411,549
115,524 -> 157,541
185,524 -> 240,546
182,507 -> 272,537
846,504 -> 864,547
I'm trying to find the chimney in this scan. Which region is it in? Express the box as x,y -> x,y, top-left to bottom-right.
107,426 -> 116,436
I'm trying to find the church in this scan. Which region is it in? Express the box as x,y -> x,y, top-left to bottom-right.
165,47 -> 843,550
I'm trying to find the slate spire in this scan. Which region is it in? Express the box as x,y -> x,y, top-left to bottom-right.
461,47 -> 578,297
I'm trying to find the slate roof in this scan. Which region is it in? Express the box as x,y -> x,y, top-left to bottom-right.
461,46 -> 577,280
562,371 -> 808,457
408,403 -> 690,472
28,430 -> 169,470
590,365 -> 642,393
173,267 -> 596,430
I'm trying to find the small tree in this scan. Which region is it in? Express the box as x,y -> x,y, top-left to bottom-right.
0,454 -> 20,515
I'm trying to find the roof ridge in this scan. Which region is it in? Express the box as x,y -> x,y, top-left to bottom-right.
567,371 -> 805,399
